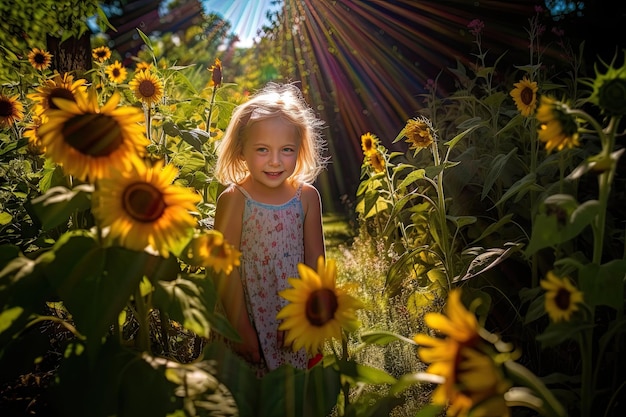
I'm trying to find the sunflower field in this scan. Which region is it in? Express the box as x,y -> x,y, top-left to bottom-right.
1,1 -> 626,417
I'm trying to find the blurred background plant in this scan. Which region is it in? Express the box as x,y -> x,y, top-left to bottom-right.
346,6 -> 626,417
1,1 -> 625,417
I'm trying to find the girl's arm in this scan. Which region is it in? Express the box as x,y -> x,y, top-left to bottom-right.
302,183 -> 326,269
213,186 -> 261,364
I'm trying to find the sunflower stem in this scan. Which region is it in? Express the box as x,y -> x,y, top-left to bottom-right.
341,333 -> 350,416
206,86 -> 218,134
145,105 -> 152,142
134,287 -> 151,354
579,325 -> 594,417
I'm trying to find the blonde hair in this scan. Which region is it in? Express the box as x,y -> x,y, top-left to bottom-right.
214,82 -> 327,185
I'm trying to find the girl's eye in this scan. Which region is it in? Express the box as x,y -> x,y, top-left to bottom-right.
283,147 -> 295,153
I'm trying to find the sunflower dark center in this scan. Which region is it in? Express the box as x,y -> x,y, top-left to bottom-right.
555,288 -> 571,310
62,113 -> 123,157
0,99 -> 12,117
48,88 -> 76,110
139,80 -> 156,98
122,183 -> 166,222
305,288 -> 338,326
112,68 -> 121,77
35,54 -> 46,64
521,87 -> 534,105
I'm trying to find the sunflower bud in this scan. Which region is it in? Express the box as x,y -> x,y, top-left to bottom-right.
597,77 -> 626,115
209,58 -> 222,88
586,51 -> 626,116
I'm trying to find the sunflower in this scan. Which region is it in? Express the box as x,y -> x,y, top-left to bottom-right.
360,132 -> 378,155
414,333 -> 461,406
367,149 -> 385,173
413,289 -> 479,404
92,46 -> 111,63
584,51 -> 626,116
277,256 -> 363,355
450,348 -> 511,417
27,48 -> 53,71
27,72 -> 87,116
129,70 -> 164,106
105,60 -> 128,84
37,88 -> 149,181
135,61 -> 152,72
421,289 -> 479,344
24,114 -> 47,154
208,58 -> 222,88
536,96 -> 580,153
92,160 -> 201,257
540,271 -> 584,322
510,76 -> 538,116
414,290 -> 510,417
0,94 -> 24,128
185,230 -> 241,275
403,117 -> 435,153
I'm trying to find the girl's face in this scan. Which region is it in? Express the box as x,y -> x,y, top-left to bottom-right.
240,116 -> 300,191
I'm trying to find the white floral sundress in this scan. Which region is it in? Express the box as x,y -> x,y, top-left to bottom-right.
235,184 -> 308,374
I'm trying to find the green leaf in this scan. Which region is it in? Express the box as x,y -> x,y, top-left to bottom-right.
28,184 -> 93,231
38,160 -> 66,193
0,250 -> 53,347
390,372 -> 444,396
136,28 -> 153,51
203,342 -> 259,417
0,211 -> 12,226
578,260 -> 626,309
504,360 -> 567,417
180,128 -> 211,152
339,360 -> 397,385
153,272 -> 231,340
444,119 -> 487,150
50,340 -> 179,417
414,404 -> 446,417
536,320 -> 594,347
395,168 -> 425,189
495,172 -> 540,207
456,243 -> 523,282
524,293 -> 547,324
446,215 -> 477,229
469,213 -> 514,244
481,148 -> 517,201
524,213 -> 560,256
45,236 -> 149,361
360,330 -> 418,347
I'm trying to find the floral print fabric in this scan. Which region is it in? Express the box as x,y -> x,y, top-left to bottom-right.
236,184 -> 308,373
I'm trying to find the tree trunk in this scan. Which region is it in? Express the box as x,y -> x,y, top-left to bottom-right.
46,32 -> 92,77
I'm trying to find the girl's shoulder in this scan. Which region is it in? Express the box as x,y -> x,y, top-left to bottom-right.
298,183 -> 321,208
216,184 -> 246,209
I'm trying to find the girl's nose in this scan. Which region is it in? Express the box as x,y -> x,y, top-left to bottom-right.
269,152 -> 281,166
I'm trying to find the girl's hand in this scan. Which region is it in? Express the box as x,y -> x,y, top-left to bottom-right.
234,323 -> 262,364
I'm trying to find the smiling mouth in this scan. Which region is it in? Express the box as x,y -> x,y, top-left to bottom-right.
265,171 -> 283,177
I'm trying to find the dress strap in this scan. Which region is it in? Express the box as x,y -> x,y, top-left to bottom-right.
294,183 -> 303,200
234,184 -> 252,199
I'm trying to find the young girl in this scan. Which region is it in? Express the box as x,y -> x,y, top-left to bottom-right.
213,82 -> 327,375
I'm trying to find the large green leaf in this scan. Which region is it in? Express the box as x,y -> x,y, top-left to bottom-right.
28,184 -> 93,231
153,273 -> 236,340
525,195 -> 600,257
0,248 -> 54,347
44,235 -> 149,361
578,260 -> 626,310
50,340 -> 180,417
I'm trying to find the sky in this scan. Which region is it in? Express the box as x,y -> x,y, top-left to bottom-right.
201,0 -> 281,47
